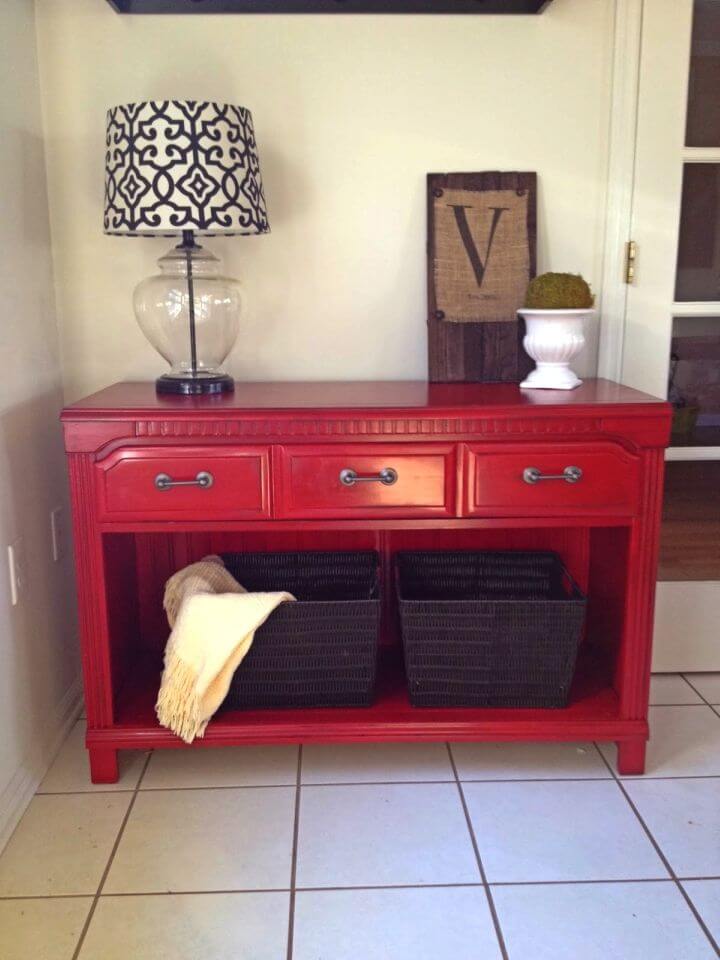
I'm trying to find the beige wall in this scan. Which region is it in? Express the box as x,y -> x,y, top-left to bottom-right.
0,0 -> 619,847
36,0 -> 614,401
0,0 -> 80,849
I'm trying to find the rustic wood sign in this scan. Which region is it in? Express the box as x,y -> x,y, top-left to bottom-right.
427,171 -> 537,383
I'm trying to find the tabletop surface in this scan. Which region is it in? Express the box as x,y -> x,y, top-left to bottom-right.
62,379 -> 669,419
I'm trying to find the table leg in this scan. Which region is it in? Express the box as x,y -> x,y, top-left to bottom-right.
88,747 -> 119,784
616,739 -> 646,776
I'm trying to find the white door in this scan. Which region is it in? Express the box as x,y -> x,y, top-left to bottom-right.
622,0 -> 720,670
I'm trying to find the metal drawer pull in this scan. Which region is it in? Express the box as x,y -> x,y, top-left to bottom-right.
339,467 -> 398,487
523,466 -> 583,485
154,471 -> 214,491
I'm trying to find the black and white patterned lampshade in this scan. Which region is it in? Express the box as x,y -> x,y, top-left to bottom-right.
104,100 -> 270,237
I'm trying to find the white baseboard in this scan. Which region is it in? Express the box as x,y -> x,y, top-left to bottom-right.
653,582 -> 720,672
0,674 -> 83,853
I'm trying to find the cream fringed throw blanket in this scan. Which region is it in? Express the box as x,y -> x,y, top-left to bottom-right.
156,556 -> 294,743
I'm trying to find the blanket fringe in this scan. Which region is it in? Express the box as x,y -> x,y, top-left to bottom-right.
156,655 -> 208,744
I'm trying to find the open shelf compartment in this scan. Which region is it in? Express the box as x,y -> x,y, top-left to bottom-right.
96,521 -> 637,750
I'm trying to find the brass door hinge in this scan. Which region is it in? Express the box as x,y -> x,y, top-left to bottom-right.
624,240 -> 637,284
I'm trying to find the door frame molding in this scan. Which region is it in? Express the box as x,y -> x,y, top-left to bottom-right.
598,0 -> 645,381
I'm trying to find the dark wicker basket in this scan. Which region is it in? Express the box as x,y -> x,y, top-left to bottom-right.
220,551 -> 380,710
396,551 -> 586,708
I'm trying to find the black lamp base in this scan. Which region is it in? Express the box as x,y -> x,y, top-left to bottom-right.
156,373 -> 235,396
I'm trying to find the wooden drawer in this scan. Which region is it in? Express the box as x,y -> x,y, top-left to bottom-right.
96,447 -> 271,521
276,444 -> 457,519
465,442 -> 641,517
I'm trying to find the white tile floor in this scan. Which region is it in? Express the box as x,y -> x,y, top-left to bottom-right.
0,674 -> 719,959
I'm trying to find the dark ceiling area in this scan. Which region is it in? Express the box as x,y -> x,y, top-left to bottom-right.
106,0 -> 553,15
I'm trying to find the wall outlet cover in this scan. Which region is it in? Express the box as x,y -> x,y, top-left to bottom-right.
50,506 -> 67,563
7,538 -> 26,606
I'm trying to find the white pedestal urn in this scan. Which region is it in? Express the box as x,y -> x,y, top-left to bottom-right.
517,308 -> 594,391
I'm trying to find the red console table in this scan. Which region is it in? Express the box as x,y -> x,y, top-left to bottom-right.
62,380 -> 671,782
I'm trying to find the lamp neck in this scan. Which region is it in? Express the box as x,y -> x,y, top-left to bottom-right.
178,229 -> 200,252
176,230 -> 198,377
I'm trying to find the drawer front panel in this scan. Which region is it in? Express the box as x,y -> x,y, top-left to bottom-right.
97,447 -> 271,520
465,442 -> 640,516
277,444 -> 457,519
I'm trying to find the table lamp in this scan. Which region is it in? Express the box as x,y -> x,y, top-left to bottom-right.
104,100 -> 269,394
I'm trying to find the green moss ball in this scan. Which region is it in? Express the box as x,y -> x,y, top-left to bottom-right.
525,273 -> 595,310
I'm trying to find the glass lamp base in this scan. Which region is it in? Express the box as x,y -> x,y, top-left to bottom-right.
156,372 -> 235,396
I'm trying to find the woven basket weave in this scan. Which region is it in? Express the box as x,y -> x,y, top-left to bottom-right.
220,551 -> 380,710
396,551 -> 586,708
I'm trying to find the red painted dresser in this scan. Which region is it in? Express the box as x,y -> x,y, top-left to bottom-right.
62,380 -> 671,781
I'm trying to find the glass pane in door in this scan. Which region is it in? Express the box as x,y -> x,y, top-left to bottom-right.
668,315 -> 720,445
686,0 -> 720,146
659,461 -> 720,580
675,164 -> 720,301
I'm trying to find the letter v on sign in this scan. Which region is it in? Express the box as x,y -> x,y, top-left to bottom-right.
448,205 -> 509,288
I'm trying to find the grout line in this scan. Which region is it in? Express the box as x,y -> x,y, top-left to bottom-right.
140,779 -> 455,790
445,775 -> 614,784
70,751 -> 153,960
582,773 -> 720,782
294,876 -> 715,891
681,675 -> 720,718
300,774 -> 628,786
286,745 -> 303,960
678,675 -> 711,704
680,878 -> 720,951
34,780 -> 450,796
295,881 -> 486,893
5,875 -> 720,903
35,790 -> 136,796
0,893 -> 97,902
0,889 -> 291,901
620,775 -> 720,781
488,876 -> 716,887
649,701 -> 710,707
669,875 -> 720,884
140,782 -> 298,792
300,777 -> 457,786
446,743 -> 509,960
30,772 -> 720,798
593,743 -> 720,957
98,887 -> 288,897
301,776 -> 608,786
657,672 -> 706,700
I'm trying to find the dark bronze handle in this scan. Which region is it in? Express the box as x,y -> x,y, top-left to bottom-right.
339,467 -> 398,487
523,466 -> 583,485
154,471 -> 214,491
